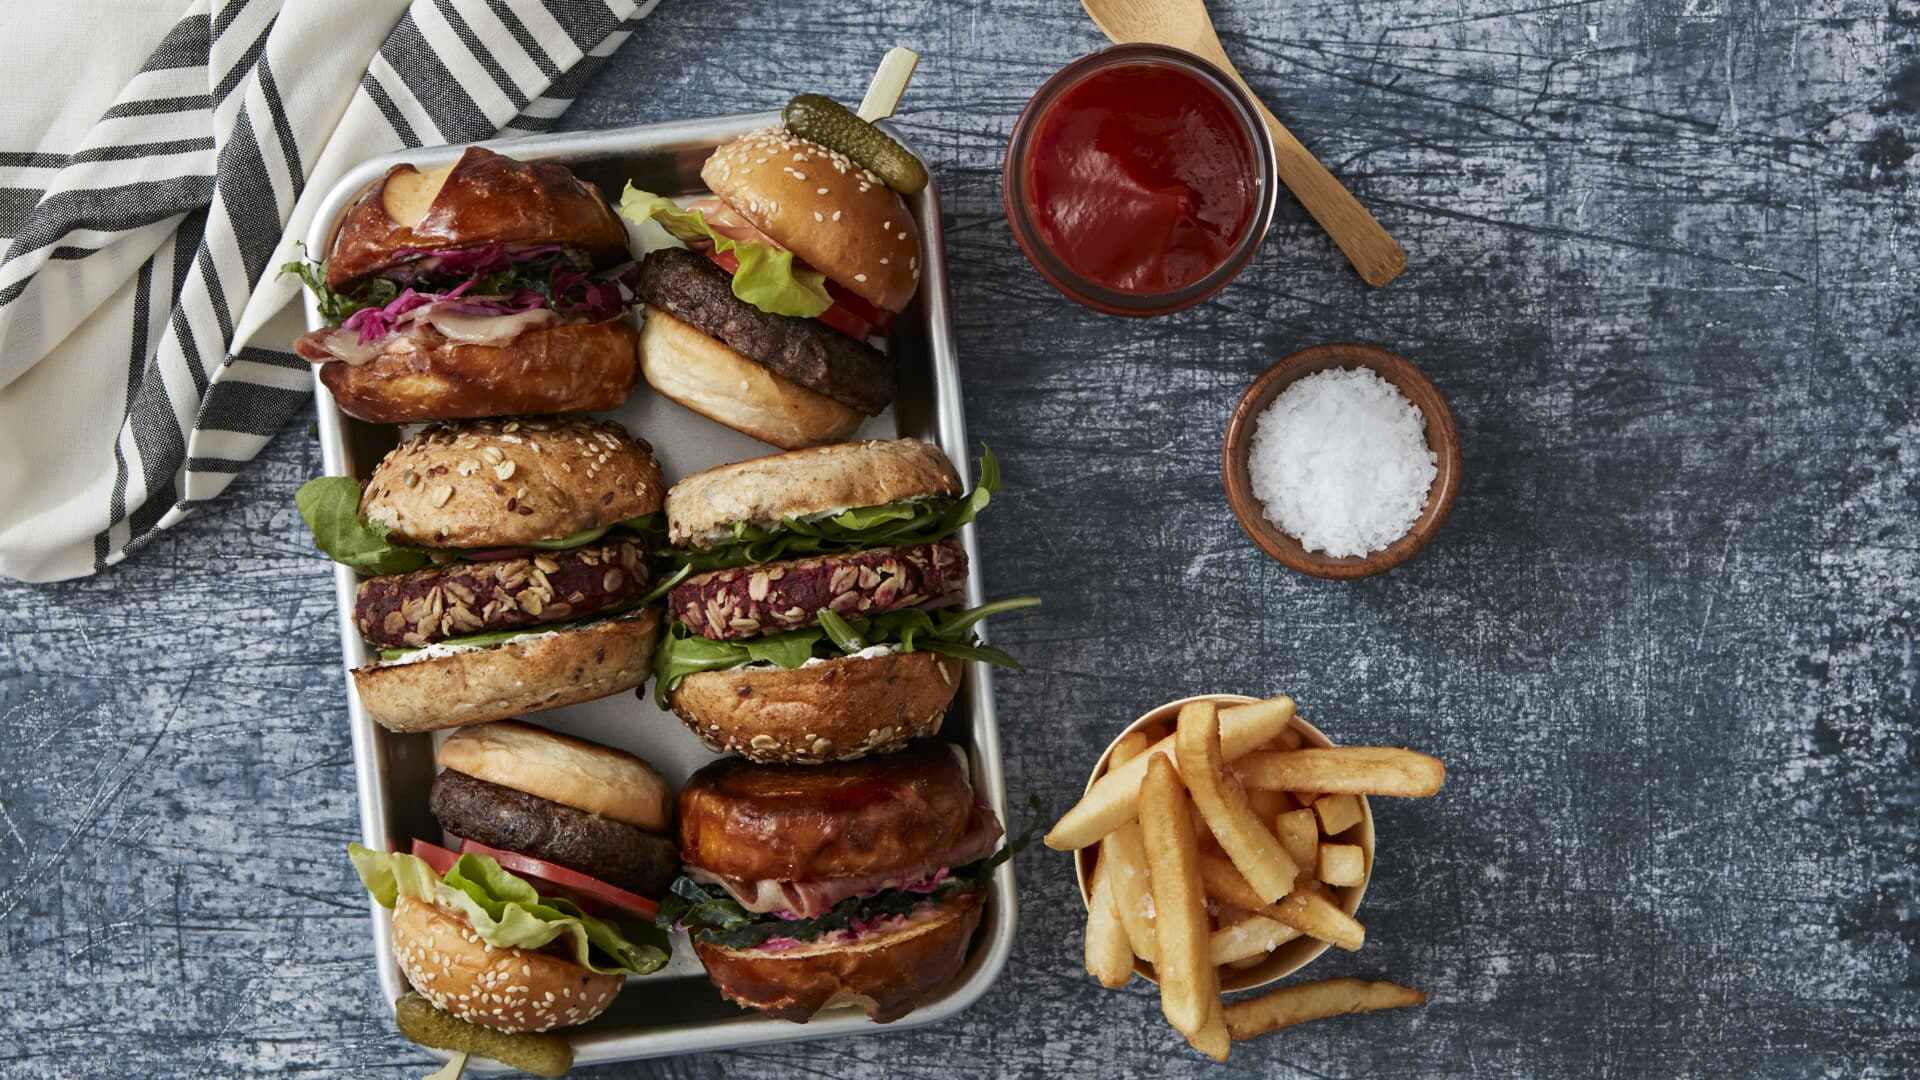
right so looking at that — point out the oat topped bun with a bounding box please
[363,417,664,548]
[665,439,961,546]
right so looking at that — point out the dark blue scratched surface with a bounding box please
[3,1,1918,1076]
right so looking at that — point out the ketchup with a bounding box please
[1019,61,1259,296]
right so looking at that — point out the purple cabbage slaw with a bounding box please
[341,243,627,344]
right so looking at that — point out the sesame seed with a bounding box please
[813,211,824,222]
[817,187,829,195]
[854,273,868,282]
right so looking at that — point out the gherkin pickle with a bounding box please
[394,992,574,1077]
[782,93,929,195]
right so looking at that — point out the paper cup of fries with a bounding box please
[1047,693,1444,1059]
[1070,695,1374,992]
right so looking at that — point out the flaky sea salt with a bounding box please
[1247,367,1437,558]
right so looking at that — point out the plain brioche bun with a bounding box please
[667,651,958,764]
[354,609,661,733]
[690,888,984,1023]
[436,720,671,831]
[639,306,863,450]
[702,129,921,313]
[315,316,638,424]
[665,438,961,546]
[363,417,664,549]
[392,897,623,1033]
[327,147,628,290]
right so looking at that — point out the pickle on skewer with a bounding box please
[394,992,574,1077]
[782,93,928,195]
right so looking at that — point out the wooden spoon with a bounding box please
[1080,0,1406,287]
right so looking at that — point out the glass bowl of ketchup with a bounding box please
[1004,43,1278,316]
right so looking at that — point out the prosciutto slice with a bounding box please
[689,805,1005,919]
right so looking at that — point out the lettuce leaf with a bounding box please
[348,845,669,976]
[295,477,431,575]
[650,596,1039,706]
[617,185,831,318]
[668,446,1001,573]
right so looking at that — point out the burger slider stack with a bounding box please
[284,147,640,423]
[296,418,677,733]
[619,104,924,449]
[650,438,1036,764]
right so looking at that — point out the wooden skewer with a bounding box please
[858,46,921,121]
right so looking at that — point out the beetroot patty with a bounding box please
[669,540,967,641]
[355,538,650,649]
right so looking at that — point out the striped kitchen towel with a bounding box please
[0,0,656,583]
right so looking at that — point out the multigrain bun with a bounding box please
[353,609,661,733]
[702,129,921,313]
[317,317,638,424]
[363,418,664,548]
[665,438,961,546]
[328,147,628,290]
[392,897,623,1033]
[667,651,958,764]
[690,888,983,1023]
[676,741,976,883]
[638,307,863,450]
[437,720,672,831]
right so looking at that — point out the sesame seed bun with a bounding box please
[326,147,629,291]
[702,129,921,313]
[690,887,984,1023]
[353,609,661,734]
[664,438,962,546]
[392,897,623,1033]
[666,651,960,764]
[638,306,863,450]
[436,720,672,832]
[362,418,664,549]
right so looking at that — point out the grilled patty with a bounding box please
[636,247,892,415]
[669,540,967,641]
[355,539,650,649]
[429,769,679,897]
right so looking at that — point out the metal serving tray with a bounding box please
[303,112,1015,1070]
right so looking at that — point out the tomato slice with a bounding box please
[408,837,661,921]
[702,249,894,341]
[457,838,661,921]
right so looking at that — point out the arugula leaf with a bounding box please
[279,244,401,325]
[669,446,1002,573]
[295,476,431,575]
[650,595,1039,705]
[618,185,832,317]
[349,845,669,976]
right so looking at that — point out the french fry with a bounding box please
[1314,793,1365,836]
[1187,995,1230,1061]
[1209,914,1302,966]
[1176,701,1299,902]
[1274,808,1319,872]
[1223,978,1426,1039]
[1271,722,1304,750]
[1237,747,1446,798]
[1318,843,1367,887]
[1102,822,1157,964]
[1097,731,1157,964]
[1139,754,1214,1038]
[1198,853,1366,952]
[1244,786,1293,821]
[1083,855,1134,988]
[1044,697,1297,850]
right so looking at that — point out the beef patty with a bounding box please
[635,247,892,415]
[669,540,967,641]
[356,539,650,649]
[429,769,679,897]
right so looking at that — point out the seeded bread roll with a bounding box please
[665,438,961,546]
[667,651,959,764]
[392,897,623,1033]
[689,888,984,1023]
[702,129,921,313]
[327,147,629,291]
[362,418,664,549]
[353,609,661,733]
[437,720,672,832]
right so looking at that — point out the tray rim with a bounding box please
[301,110,1018,1069]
